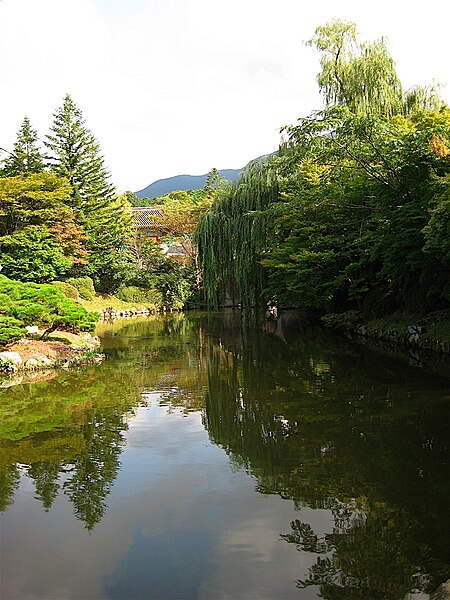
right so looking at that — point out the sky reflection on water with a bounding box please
[1,312,449,599]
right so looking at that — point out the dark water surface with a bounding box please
[1,311,449,600]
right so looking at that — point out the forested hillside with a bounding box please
[134,168,242,199]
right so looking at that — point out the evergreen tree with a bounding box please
[1,116,45,176]
[45,95,131,281]
[45,94,115,211]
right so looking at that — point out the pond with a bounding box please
[1,311,449,600]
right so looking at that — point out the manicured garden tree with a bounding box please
[0,275,98,346]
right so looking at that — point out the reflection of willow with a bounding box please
[202,317,450,597]
[282,502,444,600]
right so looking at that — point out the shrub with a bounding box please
[0,226,72,282]
[0,315,26,346]
[51,281,79,300]
[116,285,163,306]
[320,310,363,331]
[65,276,96,300]
[0,275,99,346]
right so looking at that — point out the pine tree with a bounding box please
[44,94,131,284]
[1,116,45,176]
[45,94,115,211]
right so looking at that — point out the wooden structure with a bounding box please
[130,207,162,243]
[130,206,190,259]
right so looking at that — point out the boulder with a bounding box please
[0,351,23,370]
[35,355,52,367]
[24,358,39,369]
[26,325,40,336]
[431,579,450,599]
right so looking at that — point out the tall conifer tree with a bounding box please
[1,116,45,176]
[45,94,115,211]
[45,94,131,285]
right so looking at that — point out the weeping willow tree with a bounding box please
[308,19,442,117]
[197,159,278,308]
[198,21,445,312]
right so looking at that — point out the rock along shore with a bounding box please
[0,330,104,377]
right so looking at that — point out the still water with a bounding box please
[1,311,449,600]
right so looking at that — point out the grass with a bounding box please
[79,294,160,313]
[322,309,450,344]
[366,312,424,334]
[425,316,450,341]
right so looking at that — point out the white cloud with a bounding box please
[1,0,449,192]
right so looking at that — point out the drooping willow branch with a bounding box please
[197,159,278,309]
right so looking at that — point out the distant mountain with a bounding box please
[134,168,243,199]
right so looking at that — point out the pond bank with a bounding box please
[321,310,450,355]
[0,330,104,376]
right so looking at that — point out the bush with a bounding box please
[0,275,99,346]
[116,285,163,306]
[65,276,96,300]
[89,250,139,294]
[51,281,79,300]
[0,226,72,282]
[320,310,363,331]
[0,315,26,346]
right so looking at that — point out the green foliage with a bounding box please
[0,172,74,237]
[0,315,26,346]
[197,159,278,308]
[44,95,132,284]
[307,19,442,118]
[200,101,450,314]
[0,226,72,282]
[87,250,138,295]
[320,310,363,330]
[154,268,195,309]
[45,94,115,207]
[51,281,80,300]
[1,116,45,176]
[65,276,96,300]
[0,275,98,346]
[116,285,163,306]
[307,19,403,117]
[122,191,143,207]
[204,167,229,196]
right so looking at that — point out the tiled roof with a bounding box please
[130,207,162,228]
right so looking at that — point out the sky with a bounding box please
[1,0,450,193]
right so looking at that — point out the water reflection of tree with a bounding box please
[0,464,20,511]
[1,308,450,592]
[282,503,444,600]
[202,312,450,597]
[0,362,141,529]
[28,460,61,510]
[0,314,209,529]
[63,409,126,530]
